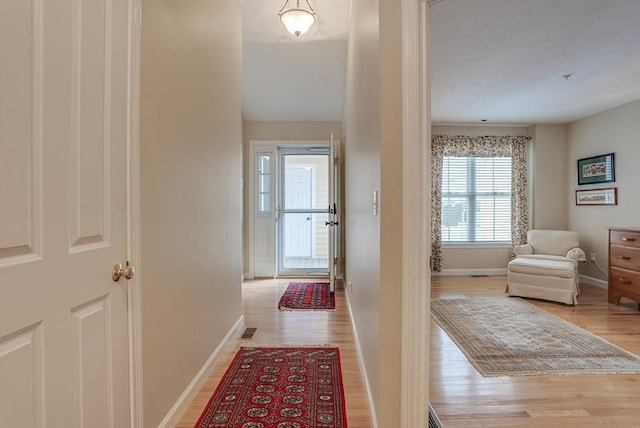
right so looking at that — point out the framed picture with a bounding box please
[577,153,615,185]
[575,187,617,206]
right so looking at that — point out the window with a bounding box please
[441,156,511,242]
[257,154,271,213]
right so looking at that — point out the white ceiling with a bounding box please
[242,0,640,125]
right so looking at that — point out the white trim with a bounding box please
[579,274,608,289]
[126,1,143,426]
[157,316,245,428]
[400,1,429,427]
[344,293,378,428]
[431,268,508,276]
[251,140,330,148]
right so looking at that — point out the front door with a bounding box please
[0,0,134,426]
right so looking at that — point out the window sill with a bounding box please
[442,242,512,250]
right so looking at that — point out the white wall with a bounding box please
[567,100,640,281]
[139,1,243,425]
[343,0,404,425]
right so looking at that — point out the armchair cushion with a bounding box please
[526,230,580,256]
[515,230,585,268]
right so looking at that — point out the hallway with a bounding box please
[177,279,373,427]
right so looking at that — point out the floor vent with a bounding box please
[470,274,489,277]
[428,403,444,428]
[240,328,257,339]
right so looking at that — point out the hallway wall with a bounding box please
[139,1,243,425]
[343,0,404,425]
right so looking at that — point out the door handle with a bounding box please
[112,261,135,281]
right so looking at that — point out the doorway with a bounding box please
[248,140,341,285]
[279,149,330,275]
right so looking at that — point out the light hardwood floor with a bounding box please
[176,278,373,427]
[177,276,640,428]
[431,275,640,428]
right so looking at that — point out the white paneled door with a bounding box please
[283,166,313,258]
[0,0,135,426]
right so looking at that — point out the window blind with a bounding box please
[441,156,512,242]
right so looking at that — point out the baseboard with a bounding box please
[344,292,378,428]
[158,315,245,428]
[243,272,254,281]
[580,274,608,289]
[431,268,508,276]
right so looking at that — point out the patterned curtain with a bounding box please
[430,135,531,271]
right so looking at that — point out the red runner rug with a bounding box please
[278,282,335,311]
[194,347,348,428]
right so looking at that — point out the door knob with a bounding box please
[112,261,135,282]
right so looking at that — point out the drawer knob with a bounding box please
[617,255,632,260]
[622,236,636,242]
[618,277,631,284]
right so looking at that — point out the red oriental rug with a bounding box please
[194,347,348,428]
[278,282,335,311]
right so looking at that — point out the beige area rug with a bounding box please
[431,297,640,376]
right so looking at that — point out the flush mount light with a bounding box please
[278,0,317,37]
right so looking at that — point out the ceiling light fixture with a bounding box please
[278,0,317,37]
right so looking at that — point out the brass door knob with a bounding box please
[112,261,135,281]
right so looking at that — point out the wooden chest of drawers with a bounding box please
[608,227,640,305]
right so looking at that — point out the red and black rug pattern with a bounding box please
[194,347,347,428]
[277,282,335,311]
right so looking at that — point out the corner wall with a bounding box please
[530,125,569,229]
[139,1,243,425]
[567,100,640,282]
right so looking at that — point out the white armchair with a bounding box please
[507,230,586,305]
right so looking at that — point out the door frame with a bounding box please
[399,0,430,427]
[126,0,143,426]
[248,141,338,279]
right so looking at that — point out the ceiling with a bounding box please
[242,0,640,125]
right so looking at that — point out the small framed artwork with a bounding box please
[575,187,617,206]
[577,152,615,185]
